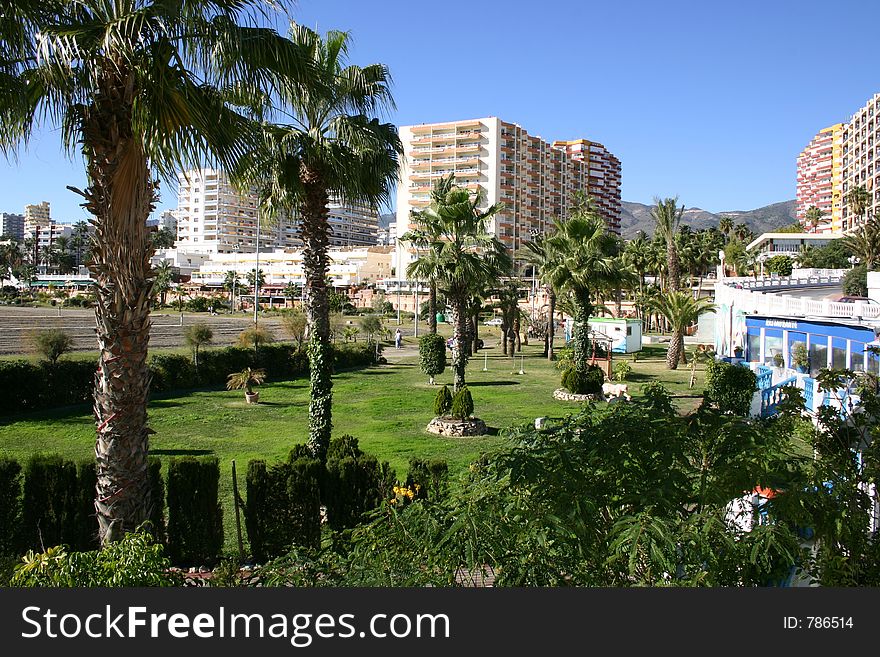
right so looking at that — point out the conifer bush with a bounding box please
[434,385,453,417]
[450,386,474,419]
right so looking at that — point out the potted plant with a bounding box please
[792,342,809,374]
[226,367,267,404]
[733,345,744,360]
[772,352,784,368]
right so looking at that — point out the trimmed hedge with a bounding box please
[324,435,394,530]
[705,360,758,416]
[0,458,22,557]
[21,455,79,552]
[166,457,223,565]
[245,457,323,563]
[433,385,453,417]
[0,341,379,413]
[561,365,604,396]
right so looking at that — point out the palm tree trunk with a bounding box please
[451,293,469,393]
[667,241,681,292]
[471,314,480,354]
[572,294,592,373]
[666,328,683,370]
[300,171,333,461]
[81,80,156,545]
[428,281,437,335]
[547,287,556,361]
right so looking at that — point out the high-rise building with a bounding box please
[551,139,622,233]
[0,212,24,241]
[796,124,844,232]
[174,168,378,253]
[841,92,880,231]
[394,117,621,265]
[23,202,72,267]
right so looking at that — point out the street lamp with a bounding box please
[232,242,240,313]
[253,210,260,326]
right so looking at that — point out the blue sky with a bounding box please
[1,0,878,223]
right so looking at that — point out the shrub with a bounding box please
[324,436,391,530]
[147,458,166,545]
[149,353,197,391]
[792,342,809,371]
[705,359,757,416]
[184,322,213,370]
[185,296,211,312]
[0,359,93,415]
[419,334,447,384]
[31,328,73,365]
[613,360,632,382]
[226,367,267,395]
[764,255,794,277]
[434,385,453,417]
[166,457,223,565]
[21,455,78,552]
[0,458,22,557]
[245,457,322,562]
[406,458,449,502]
[12,531,180,587]
[238,325,275,349]
[843,264,868,297]
[561,365,604,395]
[74,461,100,552]
[450,386,474,419]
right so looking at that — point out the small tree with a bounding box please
[419,334,447,384]
[434,385,453,417]
[450,386,474,419]
[281,310,307,349]
[183,323,213,371]
[764,255,793,277]
[238,326,275,351]
[226,367,267,399]
[843,264,868,297]
[360,315,383,344]
[32,329,73,366]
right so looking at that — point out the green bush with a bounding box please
[764,255,794,277]
[705,360,757,416]
[32,328,73,365]
[21,455,79,552]
[74,461,99,552]
[419,334,447,383]
[843,264,868,297]
[561,365,604,395]
[147,459,166,544]
[324,436,392,530]
[185,296,211,312]
[166,457,223,565]
[0,458,22,557]
[149,353,197,391]
[12,531,181,587]
[613,360,632,382]
[434,384,453,417]
[406,458,449,503]
[245,457,322,562]
[0,359,94,415]
[450,386,474,419]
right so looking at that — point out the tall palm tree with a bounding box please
[650,292,715,370]
[70,220,91,268]
[407,175,511,392]
[520,233,560,360]
[845,185,871,229]
[542,208,618,374]
[842,214,880,270]
[240,27,400,460]
[718,215,734,240]
[0,0,312,543]
[652,197,685,292]
[804,205,824,231]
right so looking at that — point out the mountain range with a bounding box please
[382,199,798,239]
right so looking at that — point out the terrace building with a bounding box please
[842,92,880,231]
[796,124,844,232]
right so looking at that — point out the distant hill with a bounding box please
[378,212,395,229]
[619,199,797,238]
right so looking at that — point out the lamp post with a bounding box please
[232,242,239,313]
[253,210,260,326]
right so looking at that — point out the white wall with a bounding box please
[868,271,880,304]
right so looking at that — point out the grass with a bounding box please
[0,336,707,553]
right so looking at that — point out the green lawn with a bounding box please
[0,338,706,553]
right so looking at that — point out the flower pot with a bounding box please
[245,391,259,404]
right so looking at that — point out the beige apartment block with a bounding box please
[842,92,880,231]
[796,123,844,232]
[394,117,621,267]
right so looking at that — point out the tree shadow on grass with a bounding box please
[467,380,520,387]
[149,400,184,409]
[151,448,214,456]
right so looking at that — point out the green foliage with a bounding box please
[764,255,794,277]
[791,341,809,370]
[245,457,322,562]
[184,322,213,369]
[149,354,198,391]
[613,360,632,382]
[433,384,453,417]
[0,458,22,557]
[166,457,223,565]
[419,333,447,381]
[237,325,275,349]
[705,360,757,416]
[328,291,347,314]
[0,359,94,415]
[12,531,180,587]
[185,296,212,313]
[775,222,806,233]
[561,365,604,395]
[281,309,307,348]
[226,367,267,395]
[31,328,73,365]
[842,264,868,297]
[21,455,78,552]
[324,435,394,530]
[798,240,852,269]
[406,458,449,502]
[73,461,99,552]
[450,385,474,419]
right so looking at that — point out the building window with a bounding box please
[809,340,827,377]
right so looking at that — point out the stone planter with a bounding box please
[553,388,604,403]
[245,391,260,404]
[426,416,487,437]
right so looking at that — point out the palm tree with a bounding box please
[650,292,715,370]
[718,216,734,240]
[0,0,312,543]
[520,234,560,360]
[239,27,401,460]
[804,206,825,231]
[0,241,22,288]
[845,185,871,230]
[153,260,174,307]
[652,197,685,292]
[407,175,511,392]
[70,221,91,268]
[842,214,880,270]
[223,270,240,311]
[734,223,752,243]
[542,205,618,374]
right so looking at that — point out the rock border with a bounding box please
[553,388,604,403]
[426,416,488,437]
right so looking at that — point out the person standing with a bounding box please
[395,328,402,349]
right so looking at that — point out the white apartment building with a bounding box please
[841,92,880,231]
[23,202,72,267]
[174,168,380,254]
[394,117,621,267]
